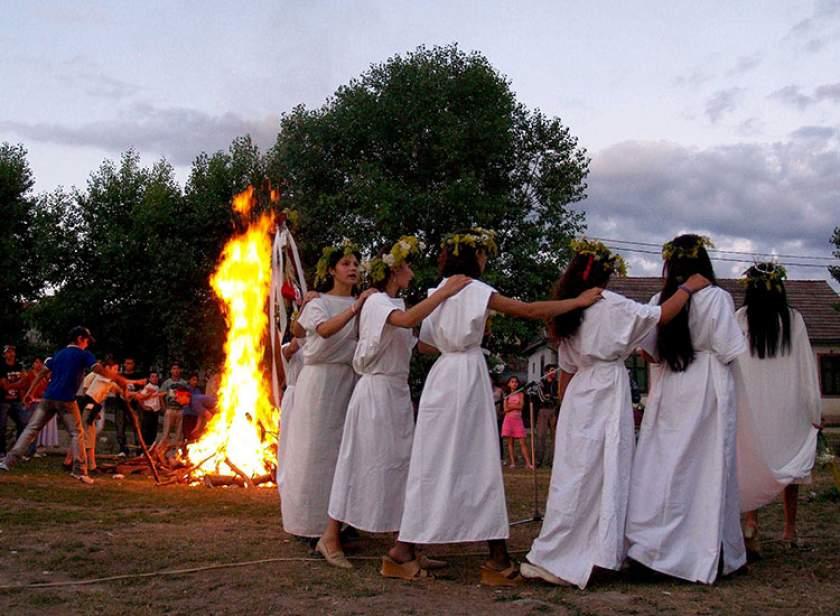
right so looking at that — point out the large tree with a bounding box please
[0,143,39,347]
[268,44,588,356]
[831,226,840,288]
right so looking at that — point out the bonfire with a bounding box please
[185,186,279,487]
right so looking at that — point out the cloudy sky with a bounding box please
[2,0,839,282]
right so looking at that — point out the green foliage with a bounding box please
[26,140,266,370]
[0,143,38,348]
[269,44,588,357]
[11,46,589,371]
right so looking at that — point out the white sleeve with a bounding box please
[296,298,330,334]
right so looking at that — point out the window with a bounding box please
[625,353,648,394]
[820,355,840,396]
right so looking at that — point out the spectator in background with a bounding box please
[112,357,146,455]
[154,362,188,459]
[182,373,202,442]
[501,376,533,469]
[31,357,58,455]
[1,326,127,484]
[1,344,30,459]
[534,364,559,468]
[133,370,162,448]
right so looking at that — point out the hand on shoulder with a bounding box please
[441,275,472,296]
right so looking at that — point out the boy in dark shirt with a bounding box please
[0,327,127,484]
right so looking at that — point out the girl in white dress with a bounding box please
[626,234,747,584]
[275,336,304,496]
[520,240,710,589]
[281,241,377,545]
[319,236,471,569]
[735,263,821,553]
[383,229,603,585]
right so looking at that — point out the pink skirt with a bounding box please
[501,412,526,438]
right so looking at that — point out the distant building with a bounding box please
[524,278,840,420]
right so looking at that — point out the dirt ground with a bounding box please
[1,457,838,616]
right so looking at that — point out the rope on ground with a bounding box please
[0,549,530,590]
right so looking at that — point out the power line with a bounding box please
[602,244,836,269]
[592,236,838,262]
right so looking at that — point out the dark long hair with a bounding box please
[656,234,717,372]
[548,253,613,341]
[438,233,483,278]
[316,248,362,293]
[743,264,792,359]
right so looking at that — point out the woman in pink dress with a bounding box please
[501,376,532,469]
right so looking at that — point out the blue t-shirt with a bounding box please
[44,346,97,402]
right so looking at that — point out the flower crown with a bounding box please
[661,236,715,261]
[569,238,628,277]
[441,227,498,257]
[314,238,360,286]
[363,236,426,283]
[741,262,787,292]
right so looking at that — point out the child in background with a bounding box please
[31,357,57,455]
[133,371,163,448]
[68,359,123,472]
[501,376,533,469]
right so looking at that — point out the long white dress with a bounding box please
[398,279,509,544]
[626,286,747,584]
[329,292,416,532]
[276,337,305,496]
[527,291,661,589]
[734,308,821,512]
[280,295,357,537]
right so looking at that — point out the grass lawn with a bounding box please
[1,457,838,615]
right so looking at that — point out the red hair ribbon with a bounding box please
[582,254,594,281]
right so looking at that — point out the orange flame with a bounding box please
[187,187,278,481]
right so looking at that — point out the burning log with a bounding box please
[203,474,246,488]
[225,457,256,489]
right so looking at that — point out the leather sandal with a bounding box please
[417,555,448,570]
[480,562,524,587]
[315,539,353,569]
[380,556,433,580]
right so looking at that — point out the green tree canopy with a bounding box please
[0,142,39,347]
[268,44,588,355]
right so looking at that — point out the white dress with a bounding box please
[329,292,416,532]
[734,308,821,511]
[276,337,305,496]
[398,279,509,544]
[527,291,661,589]
[280,295,357,537]
[626,286,747,584]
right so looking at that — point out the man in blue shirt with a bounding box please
[0,326,127,484]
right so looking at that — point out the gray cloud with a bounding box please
[705,87,744,123]
[785,0,840,53]
[673,67,714,88]
[582,131,840,280]
[726,53,762,76]
[769,81,840,109]
[0,103,281,166]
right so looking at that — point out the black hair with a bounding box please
[316,248,363,293]
[743,264,792,359]
[371,244,411,292]
[549,253,613,341]
[656,234,718,372]
[102,356,118,367]
[438,231,485,278]
[506,375,520,392]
